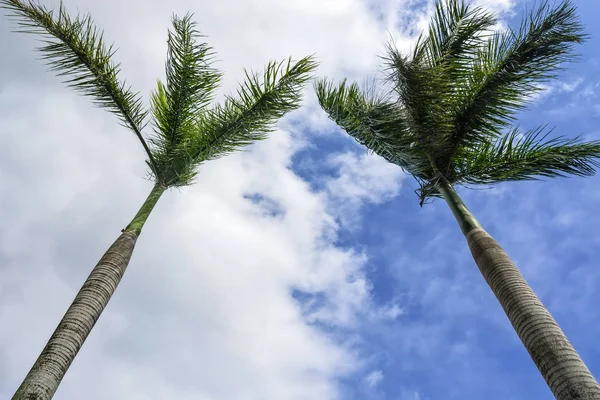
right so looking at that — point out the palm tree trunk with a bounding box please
[437,179,600,400]
[13,183,165,400]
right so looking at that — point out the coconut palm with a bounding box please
[316,0,600,398]
[2,1,317,398]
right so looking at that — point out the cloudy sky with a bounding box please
[1,0,599,399]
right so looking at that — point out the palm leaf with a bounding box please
[150,13,221,149]
[315,78,431,179]
[383,43,454,154]
[156,56,317,186]
[383,1,495,159]
[1,0,157,171]
[449,0,585,153]
[414,0,496,69]
[456,126,600,185]
[315,0,591,203]
[148,13,222,186]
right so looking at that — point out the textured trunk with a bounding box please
[13,183,165,400]
[437,179,600,399]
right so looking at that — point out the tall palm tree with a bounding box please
[2,1,317,399]
[316,0,600,398]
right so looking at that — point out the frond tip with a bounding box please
[450,0,586,151]
[415,0,496,67]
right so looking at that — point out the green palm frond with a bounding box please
[450,0,585,152]
[384,43,454,152]
[456,127,600,185]
[315,78,431,178]
[3,1,317,190]
[150,13,221,149]
[383,0,495,154]
[415,0,496,68]
[1,0,156,171]
[149,13,222,185]
[316,0,592,204]
[188,56,318,164]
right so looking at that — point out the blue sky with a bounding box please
[292,1,600,398]
[1,0,600,399]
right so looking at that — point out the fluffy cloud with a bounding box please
[0,0,419,398]
[327,151,405,206]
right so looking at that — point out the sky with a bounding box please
[0,0,599,399]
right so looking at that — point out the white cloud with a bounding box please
[558,77,584,93]
[398,390,423,400]
[327,151,405,204]
[0,0,413,398]
[578,81,600,99]
[531,78,585,102]
[473,0,515,14]
[0,0,520,399]
[364,369,384,388]
[376,303,405,319]
[324,151,406,228]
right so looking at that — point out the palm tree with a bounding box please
[316,0,600,398]
[2,1,317,398]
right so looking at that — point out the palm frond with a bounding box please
[449,0,585,153]
[1,0,157,171]
[157,56,317,185]
[315,78,431,178]
[414,0,496,68]
[150,13,221,150]
[384,0,495,158]
[315,0,590,204]
[384,42,454,153]
[455,126,600,185]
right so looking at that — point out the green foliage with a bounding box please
[3,0,317,189]
[153,54,317,187]
[147,20,317,186]
[414,0,495,69]
[189,56,318,164]
[151,14,221,149]
[316,0,594,203]
[1,0,155,169]
[450,0,587,157]
[457,127,600,185]
[148,13,223,186]
[314,79,430,178]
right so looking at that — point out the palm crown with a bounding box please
[2,0,317,189]
[316,0,598,205]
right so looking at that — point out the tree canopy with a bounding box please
[2,0,317,188]
[316,0,597,205]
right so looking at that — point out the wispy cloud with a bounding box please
[326,151,405,212]
[365,369,384,388]
[532,77,584,102]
